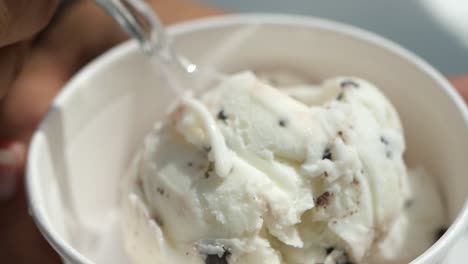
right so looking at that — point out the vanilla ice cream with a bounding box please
[121,72,445,264]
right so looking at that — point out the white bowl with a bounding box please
[26,14,468,264]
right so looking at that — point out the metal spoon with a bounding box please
[94,0,215,95]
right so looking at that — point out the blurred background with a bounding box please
[204,0,468,75]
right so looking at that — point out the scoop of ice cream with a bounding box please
[121,72,445,264]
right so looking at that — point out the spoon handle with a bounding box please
[94,0,168,56]
[94,0,216,95]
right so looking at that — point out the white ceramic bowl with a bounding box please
[26,14,468,264]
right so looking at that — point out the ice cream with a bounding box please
[121,72,446,264]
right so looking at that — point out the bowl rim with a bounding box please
[26,13,468,264]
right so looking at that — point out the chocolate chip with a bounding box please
[205,248,231,264]
[203,146,212,153]
[152,214,164,227]
[435,226,448,242]
[205,162,215,178]
[217,109,228,122]
[380,136,392,158]
[322,148,332,160]
[188,162,194,167]
[156,187,165,196]
[316,191,332,207]
[325,246,334,255]
[336,91,344,101]
[340,80,359,88]
[278,119,287,127]
[337,130,347,143]
[380,136,389,145]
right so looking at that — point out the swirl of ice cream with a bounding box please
[121,72,445,264]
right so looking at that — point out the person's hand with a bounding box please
[450,75,468,100]
[0,0,59,199]
[0,0,221,196]
[0,0,221,262]
[0,0,59,98]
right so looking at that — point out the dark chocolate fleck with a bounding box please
[152,214,164,227]
[217,109,228,122]
[352,178,359,185]
[205,248,231,264]
[156,187,165,196]
[325,246,334,255]
[188,162,194,167]
[205,162,215,178]
[340,80,359,88]
[380,136,389,145]
[322,148,332,160]
[278,119,287,127]
[336,80,358,100]
[203,146,212,153]
[316,191,332,207]
[435,226,448,242]
[337,130,347,143]
[380,136,392,158]
[336,91,344,101]
[324,171,329,177]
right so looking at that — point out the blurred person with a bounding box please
[0,0,466,262]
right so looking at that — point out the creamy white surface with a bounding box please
[121,72,445,264]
